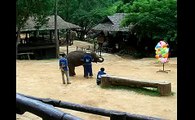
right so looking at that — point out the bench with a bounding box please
[100,75,171,96]
[17,52,34,60]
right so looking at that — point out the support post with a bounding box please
[156,63,171,73]
[54,0,59,58]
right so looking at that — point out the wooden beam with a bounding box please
[100,75,171,96]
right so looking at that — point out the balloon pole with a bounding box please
[163,63,164,71]
[155,40,171,73]
[157,63,171,73]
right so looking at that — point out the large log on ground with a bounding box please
[100,75,171,96]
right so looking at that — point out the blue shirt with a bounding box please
[83,54,92,65]
[59,57,68,71]
[97,71,106,79]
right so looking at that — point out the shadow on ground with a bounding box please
[101,85,175,97]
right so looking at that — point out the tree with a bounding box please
[16,0,54,55]
[16,0,54,40]
[121,0,177,42]
[58,0,118,40]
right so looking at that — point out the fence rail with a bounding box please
[16,94,83,120]
[17,93,165,120]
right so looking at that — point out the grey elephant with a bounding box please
[67,50,104,76]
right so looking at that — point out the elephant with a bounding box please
[67,50,104,76]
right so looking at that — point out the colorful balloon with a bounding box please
[155,40,169,63]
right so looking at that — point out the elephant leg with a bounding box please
[69,65,76,76]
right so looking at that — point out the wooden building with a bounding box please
[92,13,129,32]
[17,15,80,59]
[92,13,134,53]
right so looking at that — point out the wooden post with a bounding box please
[158,82,171,96]
[54,0,59,58]
[66,29,70,55]
[100,75,110,87]
[156,63,171,73]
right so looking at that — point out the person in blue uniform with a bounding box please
[96,67,106,85]
[82,52,94,78]
[59,53,71,84]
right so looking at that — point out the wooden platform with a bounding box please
[100,75,171,96]
[17,52,34,60]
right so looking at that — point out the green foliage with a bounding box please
[121,0,177,41]
[57,0,120,40]
[16,0,54,29]
[69,0,117,28]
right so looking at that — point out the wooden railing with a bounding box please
[17,93,165,120]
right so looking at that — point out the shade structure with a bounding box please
[19,15,80,32]
[92,13,129,32]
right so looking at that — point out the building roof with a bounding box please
[92,13,129,32]
[19,15,80,32]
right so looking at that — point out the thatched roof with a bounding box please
[19,15,80,32]
[92,13,129,32]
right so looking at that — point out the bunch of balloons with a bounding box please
[155,41,169,63]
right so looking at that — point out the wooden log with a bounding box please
[100,75,111,87]
[100,75,171,96]
[157,82,171,96]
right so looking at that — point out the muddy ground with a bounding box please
[16,40,177,120]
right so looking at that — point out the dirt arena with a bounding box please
[16,41,177,120]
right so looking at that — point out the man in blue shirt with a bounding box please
[96,67,106,85]
[59,53,71,84]
[82,52,93,78]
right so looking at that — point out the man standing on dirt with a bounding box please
[59,53,71,84]
[97,31,105,56]
[81,52,94,78]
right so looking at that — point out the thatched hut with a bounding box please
[92,13,129,32]
[17,15,80,59]
[92,13,135,53]
[20,15,80,31]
